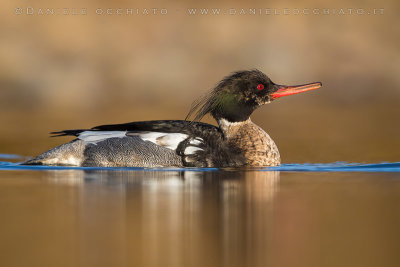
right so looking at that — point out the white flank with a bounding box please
[42,156,81,166]
[78,131,127,144]
[65,156,81,166]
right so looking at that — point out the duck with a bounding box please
[23,69,321,168]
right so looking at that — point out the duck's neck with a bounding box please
[217,118,253,139]
[217,117,281,166]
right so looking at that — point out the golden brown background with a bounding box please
[1,0,399,163]
[1,2,400,267]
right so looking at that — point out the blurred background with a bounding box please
[0,0,399,163]
[1,2,400,267]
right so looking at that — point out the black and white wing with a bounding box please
[51,120,244,167]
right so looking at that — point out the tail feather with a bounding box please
[50,129,87,137]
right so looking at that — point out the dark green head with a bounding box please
[186,69,321,122]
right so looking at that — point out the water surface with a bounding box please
[0,155,399,267]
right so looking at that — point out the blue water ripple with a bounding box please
[0,154,399,172]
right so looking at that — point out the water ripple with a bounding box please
[0,154,399,172]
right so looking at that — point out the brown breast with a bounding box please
[218,118,281,167]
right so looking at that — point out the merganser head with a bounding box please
[186,69,321,122]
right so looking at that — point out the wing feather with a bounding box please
[51,120,221,138]
[49,120,239,167]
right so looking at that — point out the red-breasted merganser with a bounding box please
[24,70,321,167]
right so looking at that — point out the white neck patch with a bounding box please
[218,118,251,133]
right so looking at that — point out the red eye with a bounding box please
[257,84,264,90]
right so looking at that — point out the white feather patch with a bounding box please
[125,132,188,150]
[184,146,202,154]
[190,138,203,145]
[182,137,204,155]
[42,156,81,166]
[79,130,189,151]
[78,131,127,144]
[136,132,188,150]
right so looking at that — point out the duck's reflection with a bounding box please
[44,169,279,267]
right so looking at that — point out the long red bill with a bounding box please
[270,82,322,99]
